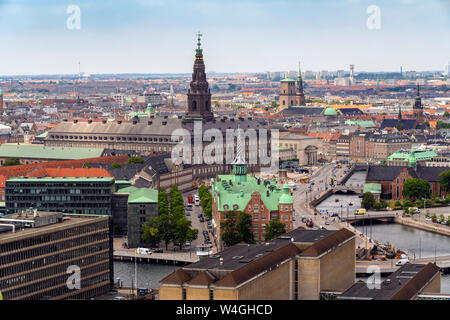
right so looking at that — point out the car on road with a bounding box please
[425,217,432,222]
[331,213,339,217]
[187,195,194,203]
[153,249,163,253]
[194,195,200,206]
[325,221,330,225]
[186,204,193,211]
[136,248,152,255]
[112,296,126,300]
[186,211,190,216]
[395,259,409,266]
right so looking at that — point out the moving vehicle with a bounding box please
[299,177,310,184]
[186,204,193,211]
[395,258,409,266]
[194,195,200,206]
[354,208,366,215]
[112,296,125,300]
[136,248,152,255]
[288,181,296,190]
[187,195,194,204]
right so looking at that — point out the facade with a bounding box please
[0,212,113,300]
[336,134,351,162]
[366,165,448,200]
[278,65,306,110]
[5,177,115,215]
[279,133,320,166]
[366,134,411,162]
[158,228,356,300]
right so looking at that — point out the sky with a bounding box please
[0,0,449,75]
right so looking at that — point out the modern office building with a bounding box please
[0,211,113,300]
[112,186,158,247]
[5,177,115,215]
[158,228,356,300]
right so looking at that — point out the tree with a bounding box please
[361,192,376,209]
[402,178,431,200]
[150,214,175,250]
[439,170,450,192]
[82,162,92,168]
[221,211,241,247]
[141,222,160,247]
[395,123,404,131]
[2,158,20,166]
[110,162,122,168]
[173,217,198,250]
[158,189,169,216]
[198,185,213,220]
[127,156,144,164]
[237,212,254,244]
[265,219,286,241]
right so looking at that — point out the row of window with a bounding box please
[50,135,171,143]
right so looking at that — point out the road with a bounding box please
[182,190,219,254]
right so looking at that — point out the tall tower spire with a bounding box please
[413,84,423,122]
[186,31,214,121]
[398,105,402,120]
[233,119,247,183]
[297,61,306,106]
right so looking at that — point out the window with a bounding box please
[182,288,186,300]
[254,214,259,220]
[209,289,214,300]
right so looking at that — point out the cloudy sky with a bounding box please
[0,0,448,75]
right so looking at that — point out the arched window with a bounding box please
[192,100,197,111]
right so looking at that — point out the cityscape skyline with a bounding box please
[0,0,448,76]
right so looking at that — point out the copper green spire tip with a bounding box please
[196,31,203,54]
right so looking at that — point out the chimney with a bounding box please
[74,119,78,123]
[88,119,92,124]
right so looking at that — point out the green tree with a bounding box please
[173,217,198,250]
[402,178,431,199]
[110,162,122,168]
[150,214,175,250]
[2,158,20,166]
[141,222,160,247]
[198,185,213,220]
[361,192,376,209]
[439,170,450,192]
[395,123,404,131]
[221,211,241,247]
[82,162,92,168]
[265,219,286,241]
[237,212,254,244]
[158,189,169,216]
[127,156,144,164]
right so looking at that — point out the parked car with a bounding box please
[136,248,152,255]
[153,248,163,253]
[331,213,339,217]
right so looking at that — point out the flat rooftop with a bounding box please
[339,263,441,300]
[185,228,337,272]
[0,213,109,243]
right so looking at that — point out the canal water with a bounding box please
[114,261,179,289]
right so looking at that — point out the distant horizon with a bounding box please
[0,1,448,76]
[0,69,447,79]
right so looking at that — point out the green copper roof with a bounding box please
[387,149,437,162]
[35,131,48,139]
[323,107,338,116]
[279,184,293,204]
[363,183,381,194]
[0,144,104,160]
[127,188,158,204]
[280,78,296,82]
[345,120,376,128]
[114,186,158,203]
[212,174,286,212]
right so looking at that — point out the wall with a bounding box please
[298,258,321,300]
[159,285,183,300]
[237,259,293,300]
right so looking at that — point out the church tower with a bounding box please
[186,32,214,121]
[413,84,423,122]
[296,62,306,106]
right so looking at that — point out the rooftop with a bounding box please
[339,263,441,300]
[0,144,104,160]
